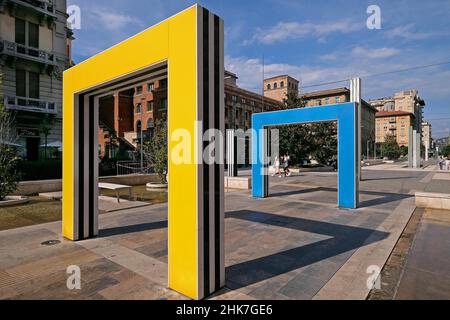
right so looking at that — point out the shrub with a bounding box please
[18,160,62,181]
[0,145,22,200]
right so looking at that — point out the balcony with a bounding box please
[4,0,56,17]
[0,39,56,66]
[4,95,57,114]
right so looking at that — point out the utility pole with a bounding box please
[140,104,143,173]
[261,54,265,113]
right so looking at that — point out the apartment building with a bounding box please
[375,111,415,147]
[370,90,426,148]
[263,75,299,102]
[0,0,72,160]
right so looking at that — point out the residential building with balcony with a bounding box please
[375,111,415,147]
[0,0,72,160]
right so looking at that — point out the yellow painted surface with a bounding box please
[63,5,200,299]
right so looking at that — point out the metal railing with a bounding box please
[7,0,56,15]
[4,95,57,114]
[0,40,56,65]
[116,161,154,176]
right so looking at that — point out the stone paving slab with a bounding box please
[0,170,449,300]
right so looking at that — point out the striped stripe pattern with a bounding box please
[197,7,225,299]
[226,130,238,177]
[73,95,99,241]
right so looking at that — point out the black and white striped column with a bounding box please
[226,129,238,177]
[72,94,99,241]
[196,7,225,299]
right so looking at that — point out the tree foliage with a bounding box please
[275,92,337,165]
[381,134,401,160]
[0,103,22,200]
[441,145,450,158]
[143,119,168,183]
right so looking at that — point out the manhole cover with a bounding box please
[41,240,61,246]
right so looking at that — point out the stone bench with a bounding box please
[98,183,133,203]
[415,192,450,210]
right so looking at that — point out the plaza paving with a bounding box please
[0,169,449,300]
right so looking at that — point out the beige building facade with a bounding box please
[375,111,414,147]
[0,0,72,160]
[263,75,299,102]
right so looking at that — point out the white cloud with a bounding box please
[351,47,401,59]
[247,19,362,45]
[89,8,144,31]
[384,24,432,41]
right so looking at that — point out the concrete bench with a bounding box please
[98,183,132,203]
[415,192,450,210]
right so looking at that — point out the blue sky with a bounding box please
[68,0,450,138]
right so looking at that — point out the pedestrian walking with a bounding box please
[272,156,281,177]
[283,155,291,177]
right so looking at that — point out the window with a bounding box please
[135,103,142,113]
[274,82,278,89]
[147,119,154,129]
[267,84,271,90]
[16,69,39,99]
[28,72,39,99]
[136,86,143,95]
[316,99,322,106]
[335,97,341,103]
[280,81,284,88]
[325,98,330,105]
[16,69,26,97]
[232,95,237,102]
[160,79,168,89]
[136,120,142,132]
[28,22,39,48]
[15,19,26,45]
[242,98,246,104]
[160,98,168,110]
[147,101,154,112]
[148,83,155,92]
[15,18,39,48]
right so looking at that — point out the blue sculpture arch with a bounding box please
[252,102,359,209]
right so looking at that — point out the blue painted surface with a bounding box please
[252,103,359,209]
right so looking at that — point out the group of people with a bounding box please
[272,155,291,177]
[438,156,450,171]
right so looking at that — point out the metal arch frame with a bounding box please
[252,103,360,209]
[62,5,224,300]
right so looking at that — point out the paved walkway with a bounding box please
[395,208,450,300]
[0,170,449,300]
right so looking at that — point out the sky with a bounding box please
[67,0,450,139]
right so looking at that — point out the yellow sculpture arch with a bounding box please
[62,4,224,300]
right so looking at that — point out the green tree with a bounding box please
[0,103,22,200]
[275,92,337,165]
[399,145,408,157]
[381,134,401,160]
[441,145,450,158]
[143,119,167,183]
